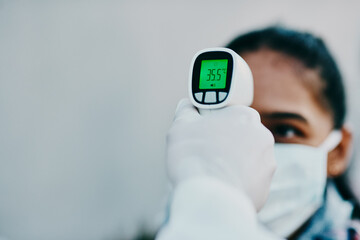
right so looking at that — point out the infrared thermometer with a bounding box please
[189,48,253,113]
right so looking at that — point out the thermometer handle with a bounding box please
[198,108,212,115]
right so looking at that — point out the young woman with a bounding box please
[226,26,354,239]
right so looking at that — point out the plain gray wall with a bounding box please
[0,1,360,239]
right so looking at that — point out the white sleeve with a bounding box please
[156,176,281,240]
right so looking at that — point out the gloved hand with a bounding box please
[166,98,276,210]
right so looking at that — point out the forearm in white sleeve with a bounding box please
[156,176,280,240]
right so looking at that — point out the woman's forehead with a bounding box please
[242,49,326,112]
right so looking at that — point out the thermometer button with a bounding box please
[194,92,203,102]
[204,91,217,103]
[218,92,228,102]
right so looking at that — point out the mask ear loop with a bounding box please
[318,130,342,152]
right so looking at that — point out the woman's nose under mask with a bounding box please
[258,131,342,237]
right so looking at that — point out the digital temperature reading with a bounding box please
[199,59,228,89]
[189,48,253,110]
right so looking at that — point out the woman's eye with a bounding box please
[272,125,304,139]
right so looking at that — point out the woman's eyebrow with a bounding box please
[261,112,308,123]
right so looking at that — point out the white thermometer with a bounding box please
[189,48,253,112]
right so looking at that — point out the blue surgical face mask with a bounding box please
[258,131,342,237]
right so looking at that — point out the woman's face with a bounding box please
[243,48,333,146]
[242,48,352,177]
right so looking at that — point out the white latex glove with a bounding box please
[156,99,280,240]
[166,99,276,210]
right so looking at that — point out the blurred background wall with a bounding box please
[0,1,360,239]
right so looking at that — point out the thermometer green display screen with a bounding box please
[199,59,228,89]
